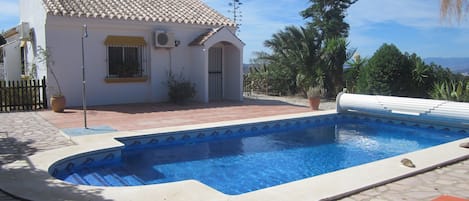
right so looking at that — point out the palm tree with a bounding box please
[264,25,323,95]
[441,0,469,23]
[320,37,354,97]
[344,52,367,93]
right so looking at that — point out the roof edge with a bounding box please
[189,26,244,47]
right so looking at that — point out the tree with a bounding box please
[357,44,413,96]
[344,52,367,93]
[406,53,434,98]
[0,34,6,46]
[441,0,469,23]
[301,0,358,40]
[253,0,357,98]
[263,25,322,95]
[301,0,357,97]
[320,37,353,96]
[1,32,6,63]
[246,51,295,95]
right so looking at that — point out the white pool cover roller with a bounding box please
[336,93,469,128]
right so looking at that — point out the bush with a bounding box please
[431,80,469,102]
[357,43,413,96]
[166,72,196,104]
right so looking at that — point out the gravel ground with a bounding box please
[244,92,337,110]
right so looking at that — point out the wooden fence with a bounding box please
[0,77,47,112]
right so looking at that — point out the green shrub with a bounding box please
[166,72,196,104]
[431,80,469,102]
[357,43,413,96]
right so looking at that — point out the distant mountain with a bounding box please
[424,57,469,74]
[243,64,250,74]
[244,58,469,76]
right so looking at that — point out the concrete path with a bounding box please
[0,97,468,200]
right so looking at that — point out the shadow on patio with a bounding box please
[0,135,37,166]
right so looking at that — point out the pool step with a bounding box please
[81,171,110,186]
[69,167,146,187]
[110,167,146,186]
[68,173,88,185]
[101,168,129,186]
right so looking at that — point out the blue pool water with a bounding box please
[55,117,469,195]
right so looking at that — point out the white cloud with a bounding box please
[347,0,456,29]
[205,0,469,61]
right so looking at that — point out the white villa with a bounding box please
[1,0,244,106]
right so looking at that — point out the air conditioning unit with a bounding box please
[18,22,30,41]
[154,31,175,48]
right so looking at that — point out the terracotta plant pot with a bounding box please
[308,97,320,110]
[50,95,66,113]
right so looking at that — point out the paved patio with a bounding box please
[0,112,74,201]
[1,96,468,200]
[38,98,315,131]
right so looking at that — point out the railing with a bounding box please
[0,76,47,112]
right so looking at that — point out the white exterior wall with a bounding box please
[149,24,212,102]
[20,0,48,79]
[2,39,22,81]
[190,46,208,102]
[224,45,243,101]
[43,17,223,106]
[18,1,244,107]
[203,28,244,102]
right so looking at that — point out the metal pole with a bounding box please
[81,24,88,129]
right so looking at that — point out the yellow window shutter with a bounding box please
[104,36,147,46]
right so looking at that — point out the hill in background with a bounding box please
[424,57,469,75]
[244,58,469,75]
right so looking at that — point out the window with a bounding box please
[105,36,147,79]
[20,46,25,75]
[108,46,143,77]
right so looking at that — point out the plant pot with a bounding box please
[308,97,320,110]
[50,95,66,113]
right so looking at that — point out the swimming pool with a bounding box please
[51,114,469,195]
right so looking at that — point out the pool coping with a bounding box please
[1,110,468,201]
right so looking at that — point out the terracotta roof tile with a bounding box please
[189,26,244,46]
[189,26,223,46]
[42,0,236,27]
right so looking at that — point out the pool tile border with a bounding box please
[50,112,469,185]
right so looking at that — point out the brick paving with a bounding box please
[1,97,468,200]
[38,98,315,131]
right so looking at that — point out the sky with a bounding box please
[2,0,469,63]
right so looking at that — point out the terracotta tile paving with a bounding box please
[38,100,313,131]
